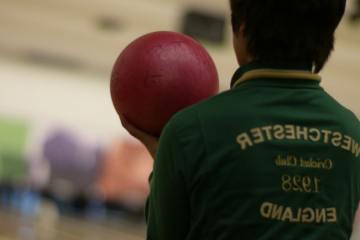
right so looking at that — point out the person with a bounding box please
[120,0,360,239]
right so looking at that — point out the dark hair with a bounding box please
[230,0,346,72]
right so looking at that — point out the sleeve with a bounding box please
[146,120,190,240]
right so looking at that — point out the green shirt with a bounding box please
[146,62,360,240]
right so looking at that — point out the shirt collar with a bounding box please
[230,61,321,89]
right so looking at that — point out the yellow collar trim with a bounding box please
[232,69,321,88]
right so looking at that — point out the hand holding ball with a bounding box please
[111,31,219,136]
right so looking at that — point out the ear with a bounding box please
[239,23,246,36]
[233,23,245,39]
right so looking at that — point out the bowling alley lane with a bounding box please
[0,209,145,240]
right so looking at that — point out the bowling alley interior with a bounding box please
[0,0,360,239]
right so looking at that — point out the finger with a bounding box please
[119,115,142,137]
[119,115,158,141]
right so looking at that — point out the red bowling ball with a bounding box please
[110,31,219,136]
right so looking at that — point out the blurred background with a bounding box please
[0,0,359,239]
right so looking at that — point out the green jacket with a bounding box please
[146,62,360,240]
